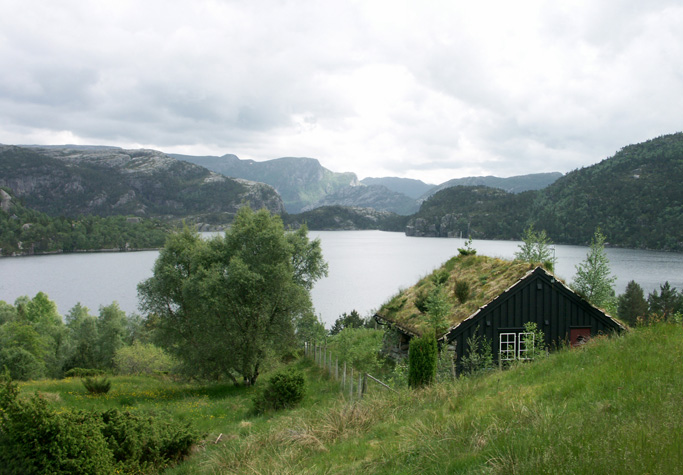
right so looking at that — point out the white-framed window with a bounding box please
[499,333,517,361]
[499,332,535,361]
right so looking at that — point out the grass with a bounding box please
[17,324,683,474]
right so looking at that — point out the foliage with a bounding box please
[571,229,617,309]
[113,342,176,375]
[283,205,409,232]
[522,321,547,360]
[294,312,327,346]
[252,369,306,414]
[457,237,477,256]
[453,279,471,304]
[647,282,683,322]
[425,285,451,335]
[328,327,384,374]
[436,347,456,382]
[514,224,556,270]
[0,346,45,380]
[460,329,493,375]
[0,188,170,256]
[64,367,105,378]
[138,207,328,385]
[0,372,200,474]
[83,376,112,394]
[408,332,438,388]
[617,280,649,326]
[329,310,366,336]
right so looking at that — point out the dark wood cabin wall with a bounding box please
[449,271,621,369]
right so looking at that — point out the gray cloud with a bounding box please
[1,0,682,183]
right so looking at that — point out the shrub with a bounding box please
[0,373,200,474]
[253,369,306,413]
[460,329,493,375]
[408,332,437,388]
[0,346,45,381]
[113,342,176,375]
[83,376,112,394]
[453,279,471,304]
[64,367,105,378]
[0,374,114,474]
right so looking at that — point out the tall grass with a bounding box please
[18,324,683,474]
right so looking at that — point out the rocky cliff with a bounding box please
[0,145,284,224]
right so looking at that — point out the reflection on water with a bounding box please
[1,230,682,327]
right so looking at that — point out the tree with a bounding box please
[64,304,99,371]
[408,332,438,388]
[425,285,451,335]
[138,207,327,385]
[617,281,649,326]
[295,311,327,346]
[96,303,127,369]
[572,229,616,309]
[514,224,556,271]
[648,282,683,321]
[329,310,365,336]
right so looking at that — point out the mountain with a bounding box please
[172,154,358,213]
[423,172,563,198]
[406,133,683,251]
[0,145,284,226]
[528,133,683,249]
[360,176,435,199]
[302,184,419,215]
[283,205,408,231]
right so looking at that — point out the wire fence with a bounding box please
[304,342,396,401]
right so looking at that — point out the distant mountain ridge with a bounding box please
[0,145,284,226]
[173,154,358,213]
[423,172,564,198]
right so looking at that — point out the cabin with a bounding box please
[374,255,625,370]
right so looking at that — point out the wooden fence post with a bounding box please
[349,367,354,400]
[358,374,363,399]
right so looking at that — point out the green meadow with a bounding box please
[19,323,683,474]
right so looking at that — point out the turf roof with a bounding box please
[376,254,538,337]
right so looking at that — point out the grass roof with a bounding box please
[376,254,538,337]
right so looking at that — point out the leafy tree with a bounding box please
[328,327,384,374]
[515,224,556,270]
[0,301,18,325]
[647,282,683,321]
[113,342,175,375]
[425,285,451,335]
[617,281,649,326]
[294,311,327,346]
[138,207,327,385]
[461,328,493,375]
[329,310,365,336]
[97,303,128,369]
[64,304,99,371]
[571,229,616,309]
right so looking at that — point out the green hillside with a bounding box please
[407,133,683,250]
[18,323,683,473]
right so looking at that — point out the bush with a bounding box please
[0,347,45,381]
[0,373,200,474]
[64,367,105,378]
[0,374,114,474]
[461,329,493,375]
[408,332,437,388]
[113,342,176,375]
[253,369,306,413]
[83,376,112,394]
[453,280,471,304]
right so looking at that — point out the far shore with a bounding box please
[0,247,161,258]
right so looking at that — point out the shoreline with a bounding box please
[0,247,161,258]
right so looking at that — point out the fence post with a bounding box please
[349,367,354,400]
[358,374,363,399]
[335,358,339,380]
[342,362,346,388]
[362,373,367,397]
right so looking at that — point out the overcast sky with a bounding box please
[1,1,682,184]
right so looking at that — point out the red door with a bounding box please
[570,328,591,347]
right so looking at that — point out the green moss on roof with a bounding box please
[377,255,537,337]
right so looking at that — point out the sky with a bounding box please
[1,1,682,184]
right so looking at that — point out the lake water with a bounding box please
[1,231,681,327]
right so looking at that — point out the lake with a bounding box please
[1,231,682,327]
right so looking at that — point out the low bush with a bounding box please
[253,369,306,413]
[64,367,106,378]
[0,373,200,474]
[83,376,112,394]
[0,346,45,381]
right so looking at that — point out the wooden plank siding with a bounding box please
[442,267,624,370]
